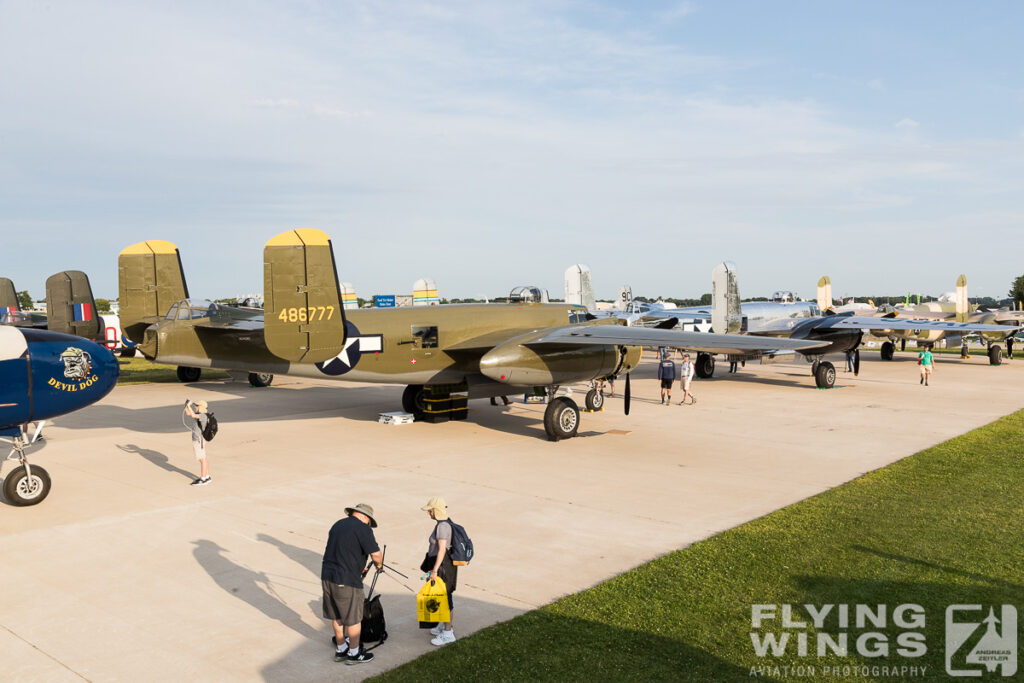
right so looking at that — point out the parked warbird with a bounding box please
[118,231,826,441]
[817,274,1020,364]
[658,264,1014,388]
[1,325,119,505]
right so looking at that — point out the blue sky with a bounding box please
[1,1,1021,302]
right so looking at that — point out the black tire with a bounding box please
[3,465,51,506]
[119,345,137,358]
[402,384,427,418]
[248,372,273,387]
[177,366,202,382]
[695,353,715,378]
[814,361,836,389]
[585,388,604,411]
[988,345,1002,366]
[544,397,580,441]
[881,342,894,361]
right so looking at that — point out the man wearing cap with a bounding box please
[184,399,211,486]
[421,496,458,646]
[322,503,383,665]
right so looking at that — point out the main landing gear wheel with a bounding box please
[248,372,274,387]
[988,345,1002,366]
[544,397,580,441]
[177,366,202,382]
[695,353,715,379]
[3,465,51,506]
[880,342,895,361]
[402,384,427,419]
[585,388,604,411]
[814,361,836,389]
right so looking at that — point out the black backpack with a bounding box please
[201,413,218,441]
[446,519,474,566]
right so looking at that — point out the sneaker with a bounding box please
[190,477,203,486]
[429,624,444,636]
[345,649,375,665]
[431,629,456,646]
[197,476,211,486]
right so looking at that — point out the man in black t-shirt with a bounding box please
[322,503,383,665]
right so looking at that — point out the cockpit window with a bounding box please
[174,299,215,321]
[165,304,179,321]
[568,309,588,324]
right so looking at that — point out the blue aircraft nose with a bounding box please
[19,329,119,423]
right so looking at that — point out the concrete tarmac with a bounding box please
[1,351,1021,681]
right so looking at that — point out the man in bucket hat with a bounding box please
[322,503,383,664]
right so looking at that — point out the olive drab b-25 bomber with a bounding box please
[118,230,826,441]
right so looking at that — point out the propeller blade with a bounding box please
[624,373,631,416]
[854,348,860,376]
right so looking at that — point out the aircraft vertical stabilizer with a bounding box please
[712,262,742,334]
[564,264,595,311]
[817,276,833,312]
[118,240,189,344]
[0,278,20,313]
[45,271,101,340]
[955,274,968,323]
[263,229,346,363]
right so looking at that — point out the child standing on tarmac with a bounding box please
[657,351,676,405]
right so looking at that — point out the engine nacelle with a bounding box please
[480,332,640,386]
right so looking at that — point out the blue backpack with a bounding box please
[443,520,474,566]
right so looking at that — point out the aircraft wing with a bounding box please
[813,316,1015,333]
[524,325,827,354]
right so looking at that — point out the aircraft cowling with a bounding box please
[789,319,861,356]
[0,327,119,428]
[479,333,636,386]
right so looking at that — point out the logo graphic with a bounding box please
[60,347,93,380]
[316,321,383,376]
[946,605,1017,677]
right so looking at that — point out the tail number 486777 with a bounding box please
[278,306,335,323]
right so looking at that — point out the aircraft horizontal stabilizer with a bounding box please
[263,229,346,363]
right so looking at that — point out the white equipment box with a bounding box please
[379,411,415,425]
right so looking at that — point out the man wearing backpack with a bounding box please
[421,496,464,646]
[184,399,211,486]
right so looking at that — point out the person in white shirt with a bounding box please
[678,353,696,405]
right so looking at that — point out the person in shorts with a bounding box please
[657,351,676,405]
[678,353,696,405]
[184,399,210,486]
[918,346,934,386]
[322,503,383,664]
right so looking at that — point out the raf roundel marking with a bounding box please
[315,321,383,376]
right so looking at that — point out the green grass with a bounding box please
[374,411,1024,682]
[116,357,229,384]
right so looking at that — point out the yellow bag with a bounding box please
[417,577,451,623]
